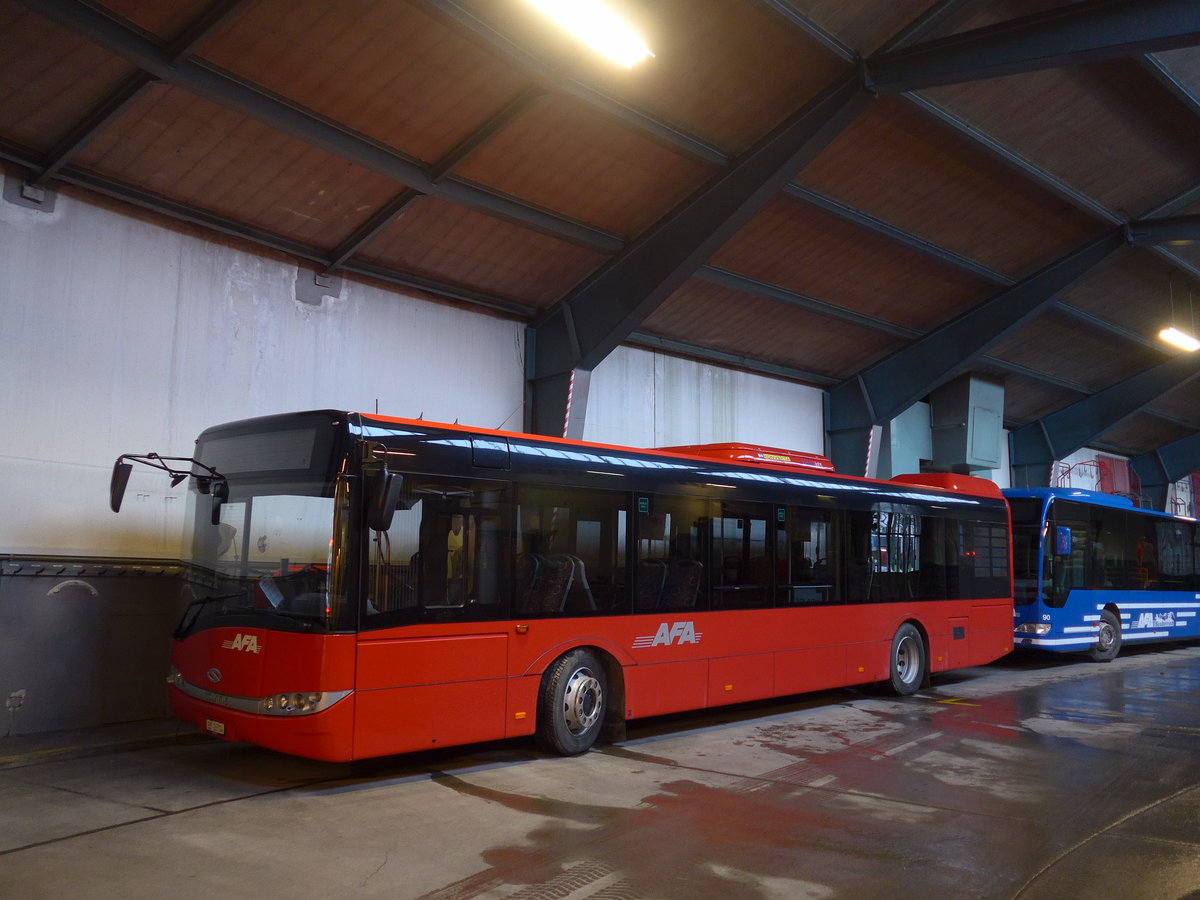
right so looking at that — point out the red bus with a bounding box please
[111,410,1013,761]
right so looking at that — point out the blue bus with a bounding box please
[1006,487,1200,660]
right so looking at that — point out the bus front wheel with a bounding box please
[1090,610,1122,662]
[537,648,607,755]
[889,623,926,696]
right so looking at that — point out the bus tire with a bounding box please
[889,623,926,696]
[1089,609,1121,662]
[537,648,607,756]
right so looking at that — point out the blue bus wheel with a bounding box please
[1089,610,1121,663]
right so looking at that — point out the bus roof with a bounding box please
[1002,486,1190,520]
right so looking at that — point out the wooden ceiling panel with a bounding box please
[643,278,902,380]
[784,0,936,54]
[977,369,1080,426]
[0,3,136,154]
[454,94,714,238]
[96,0,212,39]
[356,196,606,308]
[74,84,402,246]
[711,194,993,330]
[449,0,846,155]
[1097,412,1195,458]
[988,309,1165,392]
[796,97,1101,279]
[923,60,1200,218]
[1057,250,1200,347]
[198,0,530,164]
[1146,380,1200,430]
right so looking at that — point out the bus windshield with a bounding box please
[181,479,350,635]
[178,418,351,635]
[1008,498,1045,606]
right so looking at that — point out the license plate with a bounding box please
[205,718,226,736]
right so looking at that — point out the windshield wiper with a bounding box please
[175,591,246,638]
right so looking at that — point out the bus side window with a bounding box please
[711,503,771,610]
[516,485,629,616]
[364,479,511,627]
[635,495,709,612]
[779,507,837,605]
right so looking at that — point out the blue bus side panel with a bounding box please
[1014,589,1200,652]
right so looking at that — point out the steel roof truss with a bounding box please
[866,0,1200,93]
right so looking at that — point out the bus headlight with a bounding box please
[1015,623,1051,635]
[258,690,348,716]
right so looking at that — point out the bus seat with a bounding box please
[520,555,574,614]
[662,558,702,608]
[565,554,596,611]
[637,559,667,610]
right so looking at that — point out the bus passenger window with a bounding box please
[363,478,511,628]
[635,496,708,612]
[710,504,771,609]
[779,507,837,604]
[516,486,629,616]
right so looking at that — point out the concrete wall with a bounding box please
[585,346,826,453]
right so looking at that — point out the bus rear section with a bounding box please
[1007,488,1200,661]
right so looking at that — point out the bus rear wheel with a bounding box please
[889,623,926,696]
[537,648,607,756]
[1089,609,1121,662]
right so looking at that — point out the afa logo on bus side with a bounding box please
[221,633,263,653]
[633,621,702,649]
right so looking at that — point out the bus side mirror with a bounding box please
[366,470,404,532]
[110,460,133,513]
[211,480,229,526]
[1054,526,1072,556]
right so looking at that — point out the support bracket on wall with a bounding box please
[295,268,343,306]
[2,173,57,212]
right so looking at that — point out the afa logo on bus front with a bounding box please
[632,621,702,649]
[221,633,263,654]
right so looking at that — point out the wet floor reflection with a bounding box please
[419,647,1200,899]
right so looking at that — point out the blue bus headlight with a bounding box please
[1015,623,1051,635]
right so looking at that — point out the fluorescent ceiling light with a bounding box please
[525,0,654,67]
[1159,326,1200,352]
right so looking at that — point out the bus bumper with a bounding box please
[170,684,356,762]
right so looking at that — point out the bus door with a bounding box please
[356,475,512,757]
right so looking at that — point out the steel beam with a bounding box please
[1127,214,1200,245]
[697,265,918,338]
[1011,353,1200,488]
[324,86,545,274]
[866,0,1200,94]
[26,71,154,188]
[828,227,1127,474]
[25,0,246,188]
[524,73,872,434]
[1131,433,1200,510]
[784,184,1012,284]
[903,94,1121,224]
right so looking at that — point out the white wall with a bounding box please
[584,346,827,454]
[1,185,526,558]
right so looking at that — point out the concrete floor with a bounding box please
[2,646,1199,900]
